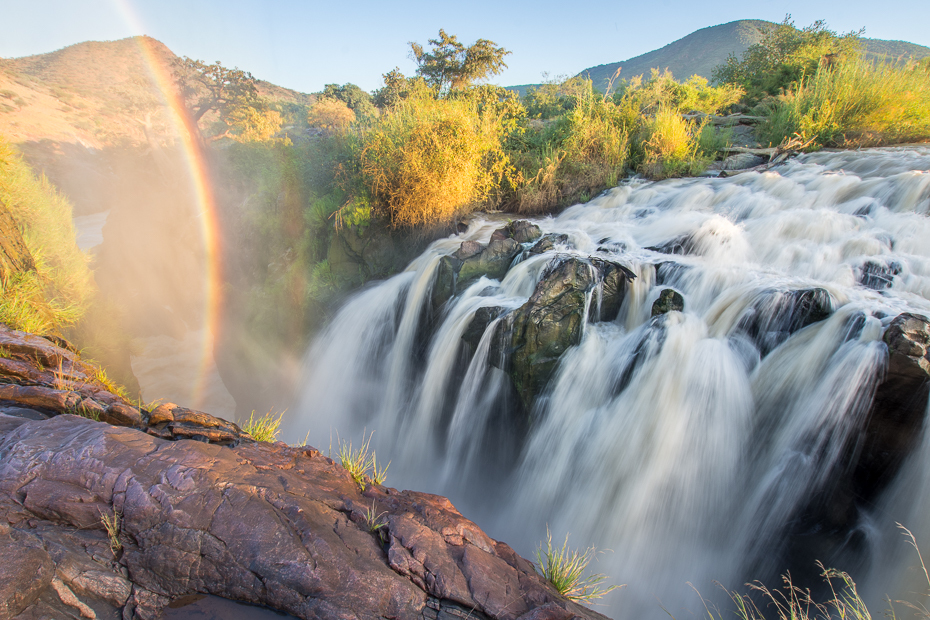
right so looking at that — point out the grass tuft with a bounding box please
[99,508,122,556]
[363,500,389,543]
[338,430,390,489]
[535,526,620,604]
[240,409,285,442]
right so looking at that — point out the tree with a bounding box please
[712,17,862,103]
[321,83,377,119]
[409,30,510,94]
[174,58,260,134]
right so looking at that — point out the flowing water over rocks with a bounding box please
[289,146,930,618]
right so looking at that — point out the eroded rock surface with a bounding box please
[0,323,606,620]
[0,414,606,620]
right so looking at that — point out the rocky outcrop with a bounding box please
[508,258,596,410]
[0,323,609,620]
[0,324,253,447]
[733,288,835,357]
[855,313,930,500]
[432,221,544,311]
[651,289,684,317]
[0,414,607,620]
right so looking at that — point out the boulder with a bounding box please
[651,289,684,317]
[0,414,608,620]
[459,238,521,286]
[590,259,636,323]
[855,313,930,500]
[733,288,834,356]
[858,259,902,291]
[509,258,596,410]
[529,234,569,256]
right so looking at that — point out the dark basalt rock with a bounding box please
[490,220,542,245]
[590,259,636,323]
[651,288,684,317]
[733,288,835,357]
[856,313,930,499]
[646,234,697,256]
[509,258,596,411]
[458,238,521,287]
[528,234,569,256]
[462,306,506,354]
[858,259,902,291]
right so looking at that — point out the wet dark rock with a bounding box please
[733,288,835,356]
[528,234,569,256]
[858,259,902,291]
[655,262,690,286]
[431,255,464,313]
[646,234,697,256]
[0,414,607,620]
[651,288,684,316]
[454,240,485,261]
[509,258,596,410]
[589,259,636,323]
[490,220,542,245]
[462,306,506,354]
[855,313,930,500]
[459,238,521,286]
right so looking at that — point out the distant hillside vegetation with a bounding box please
[513,19,930,94]
[0,36,312,147]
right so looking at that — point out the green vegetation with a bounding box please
[240,409,284,442]
[338,431,390,489]
[0,137,93,334]
[757,57,930,148]
[535,527,620,604]
[363,500,389,543]
[410,30,510,94]
[713,18,930,149]
[99,509,122,556]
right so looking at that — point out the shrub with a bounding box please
[758,57,930,148]
[308,98,356,130]
[639,107,709,179]
[0,138,93,335]
[354,90,509,228]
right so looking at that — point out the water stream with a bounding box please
[286,146,930,618]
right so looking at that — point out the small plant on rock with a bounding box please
[363,500,389,543]
[240,409,285,442]
[535,527,620,604]
[339,431,390,489]
[99,508,122,556]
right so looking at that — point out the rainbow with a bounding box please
[112,1,224,410]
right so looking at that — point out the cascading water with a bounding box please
[285,146,930,618]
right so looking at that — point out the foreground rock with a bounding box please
[0,323,608,620]
[0,414,606,620]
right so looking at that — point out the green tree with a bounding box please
[321,83,377,119]
[372,68,429,109]
[409,30,510,94]
[712,17,862,103]
[174,57,259,123]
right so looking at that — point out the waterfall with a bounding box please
[285,146,930,618]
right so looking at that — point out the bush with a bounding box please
[639,107,710,179]
[354,90,511,228]
[758,57,930,148]
[0,138,93,334]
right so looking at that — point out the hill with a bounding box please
[0,36,313,147]
[534,19,930,94]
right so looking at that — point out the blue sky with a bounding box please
[1,0,928,94]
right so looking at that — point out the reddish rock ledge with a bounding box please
[0,325,609,620]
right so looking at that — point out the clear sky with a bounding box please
[1,0,928,94]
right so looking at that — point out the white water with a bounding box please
[287,146,930,618]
